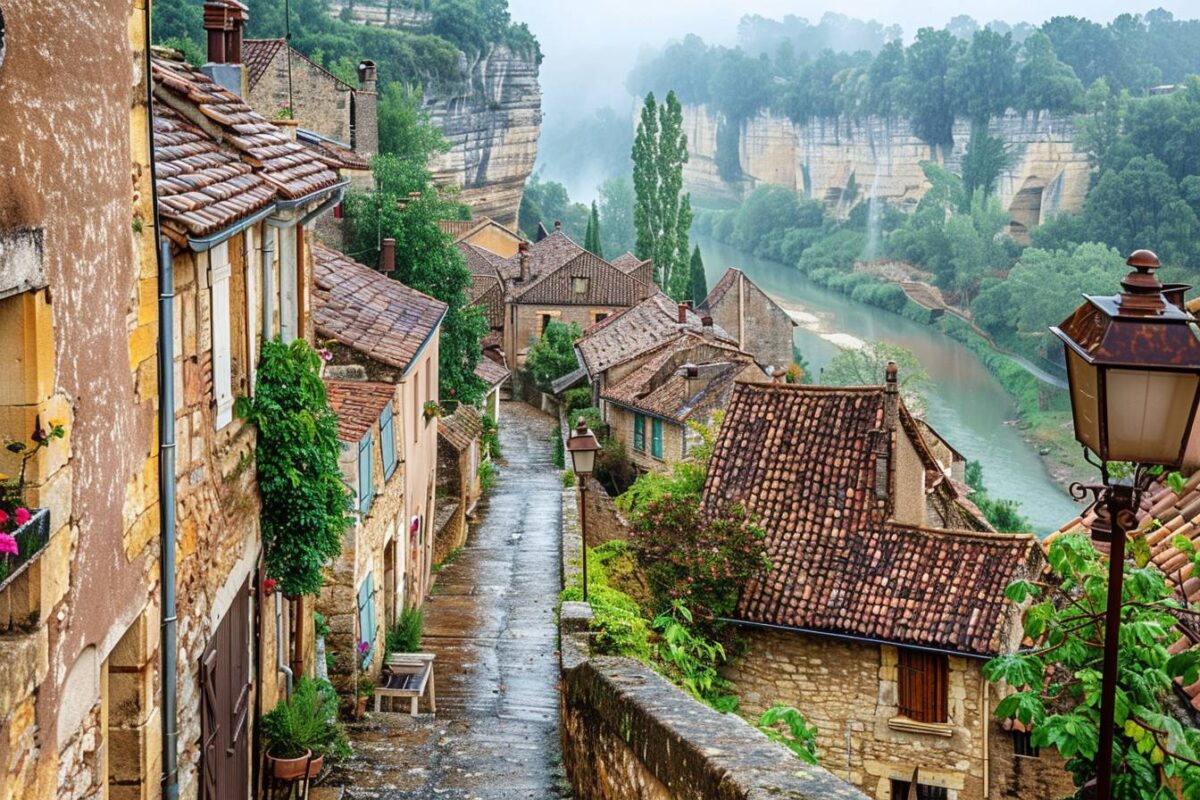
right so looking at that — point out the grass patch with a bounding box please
[432,546,463,573]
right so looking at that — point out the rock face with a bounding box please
[682,106,1090,239]
[424,46,542,229]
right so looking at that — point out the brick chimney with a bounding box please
[874,360,899,502]
[682,363,701,398]
[353,60,379,160]
[554,220,562,232]
[518,241,530,283]
[380,238,395,273]
[677,303,687,324]
[884,360,899,431]
[701,315,713,331]
[202,0,248,95]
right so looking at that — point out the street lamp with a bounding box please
[1051,249,1200,799]
[566,417,601,602]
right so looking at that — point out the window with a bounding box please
[1012,729,1040,757]
[381,405,396,479]
[572,276,589,294]
[897,648,949,723]
[358,431,374,514]
[651,418,663,459]
[209,242,234,429]
[539,313,553,336]
[633,413,645,452]
[592,311,609,324]
[357,572,376,665]
[890,780,948,800]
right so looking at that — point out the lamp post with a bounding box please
[566,417,601,602]
[1051,249,1200,799]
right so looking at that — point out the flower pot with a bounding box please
[268,748,322,781]
[355,696,369,718]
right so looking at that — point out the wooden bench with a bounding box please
[375,653,436,716]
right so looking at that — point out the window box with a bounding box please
[0,507,51,592]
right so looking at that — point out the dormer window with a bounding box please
[572,276,589,295]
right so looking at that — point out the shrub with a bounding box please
[757,705,820,764]
[653,603,738,711]
[261,677,351,762]
[550,430,565,468]
[478,459,497,491]
[481,413,501,460]
[563,386,593,417]
[525,321,583,392]
[386,607,423,654]
[561,470,577,488]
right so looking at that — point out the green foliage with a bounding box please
[949,29,1018,125]
[985,533,1200,797]
[519,173,589,240]
[597,175,637,258]
[314,612,331,640]
[477,459,497,492]
[964,460,1031,533]
[634,92,693,299]
[757,705,820,764]
[616,413,722,520]
[378,83,450,163]
[560,470,576,489]
[960,124,1011,200]
[584,201,603,257]
[236,339,350,597]
[481,414,501,460]
[653,603,738,711]
[823,340,933,416]
[688,245,708,307]
[550,430,565,469]
[562,386,593,418]
[901,28,958,147]
[385,607,424,654]
[524,321,583,393]
[561,543,653,662]
[261,677,351,762]
[158,35,205,66]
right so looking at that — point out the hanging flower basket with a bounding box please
[422,401,441,422]
[0,506,50,592]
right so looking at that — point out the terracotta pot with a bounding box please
[355,696,368,717]
[268,748,316,781]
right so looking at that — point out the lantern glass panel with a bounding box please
[570,442,596,476]
[1104,368,1200,465]
[1066,348,1102,456]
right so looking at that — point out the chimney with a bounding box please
[518,241,530,282]
[677,303,687,324]
[202,0,248,95]
[380,238,395,273]
[352,60,379,160]
[554,220,562,232]
[884,360,899,429]
[701,315,713,330]
[682,363,701,398]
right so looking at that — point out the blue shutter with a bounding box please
[380,405,396,479]
[358,431,374,514]
[633,413,645,452]
[357,573,376,665]
[651,418,663,459]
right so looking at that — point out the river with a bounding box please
[695,235,1079,535]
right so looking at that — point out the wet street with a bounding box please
[330,402,569,799]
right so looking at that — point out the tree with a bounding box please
[823,340,933,415]
[584,201,603,257]
[901,28,959,149]
[378,83,449,167]
[688,246,707,307]
[1017,32,1084,114]
[598,175,636,257]
[1075,78,1129,174]
[963,460,1031,533]
[524,321,582,393]
[949,29,1017,125]
[518,173,588,240]
[984,533,1200,798]
[1083,155,1200,267]
[633,91,693,299]
[961,124,1011,200]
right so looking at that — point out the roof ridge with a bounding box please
[885,521,1036,543]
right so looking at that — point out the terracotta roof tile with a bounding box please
[439,216,524,246]
[324,379,394,443]
[152,106,277,237]
[438,404,483,452]
[498,230,584,288]
[312,243,447,373]
[298,130,370,171]
[152,54,340,201]
[512,249,646,307]
[242,38,286,90]
[458,243,505,329]
[474,356,510,389]
[704,382,1035,656]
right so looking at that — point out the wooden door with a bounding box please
[201,579,252,800]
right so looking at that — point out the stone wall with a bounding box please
[682,106,1090,235]
[509,303,626,368]
[703,272,795,372]
[582,476,629,547]
[606,404,685,471]
[248,48,353,145]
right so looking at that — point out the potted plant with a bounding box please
[261,677,350,781]
[422,401,441,422]
[1,418,64,585]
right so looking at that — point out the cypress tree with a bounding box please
[689,245,707,307]
[585,200,603,257]
[633,90,693,300]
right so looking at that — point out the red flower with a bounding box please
[262,578,278,595]
[13,508,30,527]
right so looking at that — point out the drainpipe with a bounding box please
[144,5,179,798]
[275,591,293,698]
[982,679,990,796]
[261,228,275,342]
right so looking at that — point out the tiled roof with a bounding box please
[576,292,734,378]
[439,404,484,452]
[324,379,394,443]
[698,267,740,311]
[704,382,1034,656]
[498,230,584,287]
[458,244,505,328]
[474,356,510,389]
[512,250,646,307]
[242,38,286,90]
[439,216,524,245]
[1053,473,1200,709]
[152,106,276,237]
[601,336,756,423]
[298,129,371,171]
[550,366,589,395]
[152,54,340,201]
[610,252,642,271]
[312,243,447,373]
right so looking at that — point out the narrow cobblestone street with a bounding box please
[329,402,569,799]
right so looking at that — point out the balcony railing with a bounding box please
[0,507,51,593]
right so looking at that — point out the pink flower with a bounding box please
[318,349,333,363]
[0,509,8,527]
[357,641,370,656]
[13,508,30,527]
[0,533,17,556]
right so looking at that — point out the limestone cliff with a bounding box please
[424,46,542,229]
[683,106,1090,240]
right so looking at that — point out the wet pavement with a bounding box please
[328,402,569,799]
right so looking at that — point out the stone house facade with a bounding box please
[0,3,162,798]
[441,216,526,260]
[438,404,484,519]
[312,243,446,611]
[704,379,1074,800]
[699,267,797,373]
[320,380,406,706]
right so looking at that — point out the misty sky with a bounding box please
[510,0,1200,153]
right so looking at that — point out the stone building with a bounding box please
[609,251,655,288]
[474,356,510,424]
[319,379,406,705]
[705,378,1074,800]
[442,216,526,260]
[0,2,162,798]
[312,243,446,609]
[434,405,485,565]
[151,36,346,798]
[601,334,763,471]
[698,267,797,373]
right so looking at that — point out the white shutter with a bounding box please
[278,225,297,343]
[210,242,234,429]
[244,227,258,393]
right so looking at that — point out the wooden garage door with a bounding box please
[200,579,252,800]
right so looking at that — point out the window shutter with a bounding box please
[243,228,258,393]
[210,242,234,429]
[358,431,374,514]
[633,414,645,452]
[897,649,948,723]
[381,405,396,479]
[357,573,376,665]
[651,418,663,459]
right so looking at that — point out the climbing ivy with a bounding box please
[236,339,351,597]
